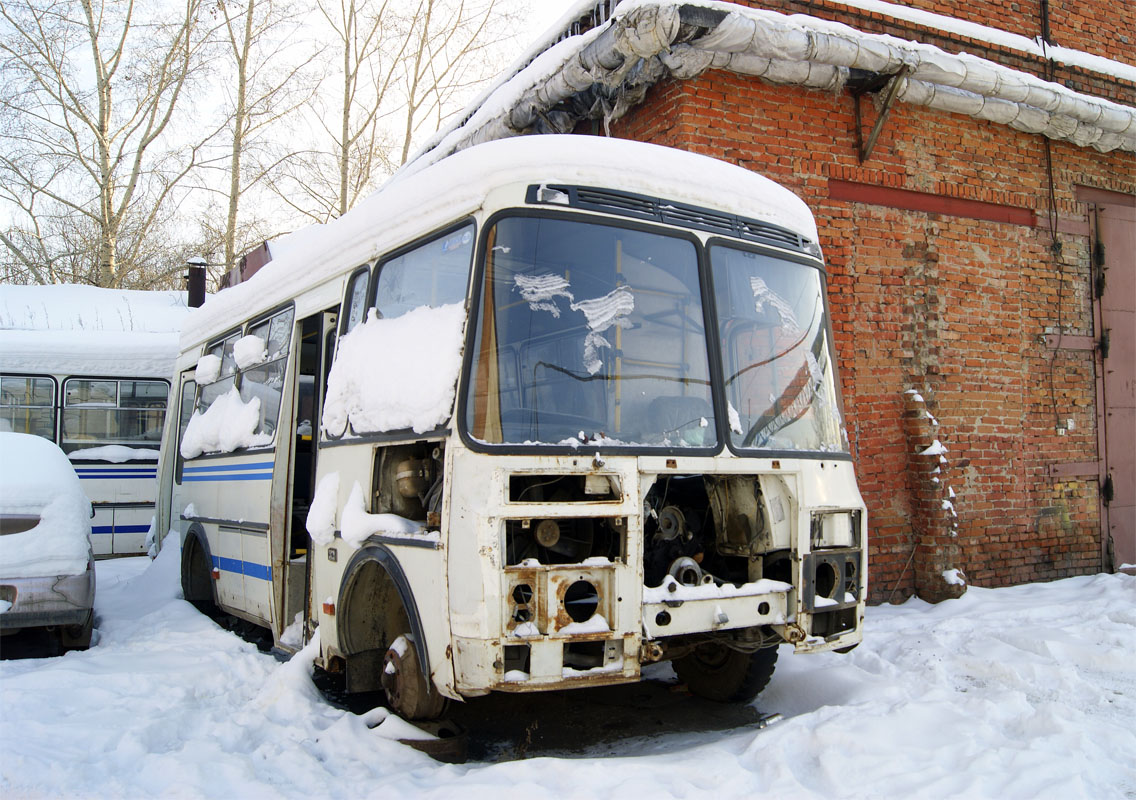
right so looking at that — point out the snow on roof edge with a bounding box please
[183,135,818,351]
[397,0,1126,178]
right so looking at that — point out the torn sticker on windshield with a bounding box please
[514,273,574,317]
[750,276,800,334]
[570,286,635,375]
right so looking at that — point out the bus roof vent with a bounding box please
[526,184,813,257]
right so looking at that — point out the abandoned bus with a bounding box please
[156,135,866,719]
[1,285,188,557]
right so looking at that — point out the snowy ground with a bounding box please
[2,548,1134,799]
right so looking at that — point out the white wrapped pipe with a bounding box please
[405,0,1135,174]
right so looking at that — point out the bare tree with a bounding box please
[267,0,520,223]
[210,0,321,273]
[0,0,213,287]
[396,0,517,166]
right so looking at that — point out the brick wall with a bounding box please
[610,51,1134,600]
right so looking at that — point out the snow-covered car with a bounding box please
[0,431,96,649]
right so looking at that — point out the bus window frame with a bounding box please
[702,235,853,463]
[320,218,476,444]
[60,374,169,458]
[339,265,373,337]
[0,372,58,442]
[457,207,722,458]
[191,301,296,457]
[370,219,476,320]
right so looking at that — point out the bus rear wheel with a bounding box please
[674,642,779,703]
[381,634,448,721]
[181,536,218,617]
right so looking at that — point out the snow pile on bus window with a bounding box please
[180,387,271,458]
[194,353,222,384]
[305,472,340,547]
[68,445,159,462]
[322,304,466,436]
[0,432,91,579]
[339,482,434,549]
[233,334,267,369]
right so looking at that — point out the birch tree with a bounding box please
[269,0,520,223]
[210,0,320,274]
[0,0,211,287]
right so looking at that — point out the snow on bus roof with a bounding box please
[0,284,187,378]
[182,135,816,349]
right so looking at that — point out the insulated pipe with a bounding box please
[403,1,1135,177]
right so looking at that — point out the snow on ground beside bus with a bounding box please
[1,548,1134,798]
[322,303,466,437]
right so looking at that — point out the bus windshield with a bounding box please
[709,245,848,453]
[465,216,715,448]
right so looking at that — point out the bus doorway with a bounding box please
[278,309,337,643]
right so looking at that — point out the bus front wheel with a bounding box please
[381,634,448,720]
[674,642,779,703]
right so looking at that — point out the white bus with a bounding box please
[156,135,866,720]
[1,285,188,557]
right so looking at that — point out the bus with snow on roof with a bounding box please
[155,135,867,720]
[1,285,188,558]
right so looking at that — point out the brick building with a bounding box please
[408,0,1135,602]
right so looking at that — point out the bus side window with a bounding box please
[239,308,294,437]
[175,377,195,484]
[342,268,370,335]
[0,375,56,440]
[374,223,473,319]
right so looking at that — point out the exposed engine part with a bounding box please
[395,459,432,499]
[668,556,714,587]
[535,519,565,549]
[656,505,688,541]
[374,443,444,522]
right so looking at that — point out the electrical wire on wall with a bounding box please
[1039,2,1067,435]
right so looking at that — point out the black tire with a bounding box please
[674,642,779,703]
[181,536,218,617]
[59,613,93,650]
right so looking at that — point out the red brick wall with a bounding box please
[610,64,1134,601]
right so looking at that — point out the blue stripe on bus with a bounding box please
[183,462,275,473]
[212,555,272,582]
[75,468,157,475]
[181,473,272,482]
[91,524,152,535]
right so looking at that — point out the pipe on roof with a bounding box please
[404,2,1135,176]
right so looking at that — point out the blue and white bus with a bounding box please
[0,285,189,557]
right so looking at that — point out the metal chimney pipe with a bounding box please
[186,257,207,308]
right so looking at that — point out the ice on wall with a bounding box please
[322,303,466,436]
[180,387,270,459]
[305,472,340,547]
